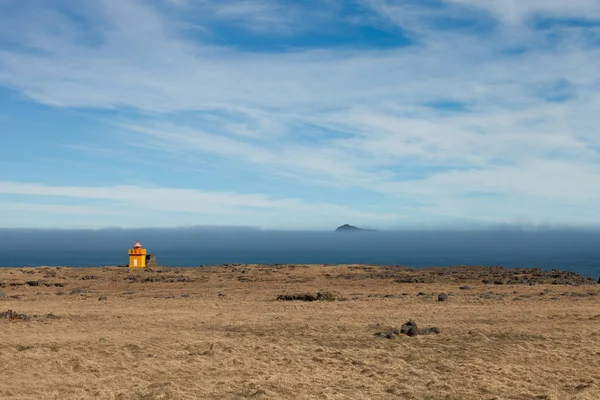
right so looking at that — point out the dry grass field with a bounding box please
[1,264,599,400]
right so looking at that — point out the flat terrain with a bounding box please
[1,264,599,400]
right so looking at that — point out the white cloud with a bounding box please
[0,181,400,229]
[445,0,600,24]
[1,0,600,227]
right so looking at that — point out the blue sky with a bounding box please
[1,0,600,230]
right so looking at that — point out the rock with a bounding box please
[277,294,318,301]
[45,313,60,319]
[98,296,108,301]
[459,285,472,290]
[400,320,419,337]
[375,324,441,338]
[0,310,30,321]
[373,326,400,339]
[0,292,4,298]
[181,294,190,298]
[438,293,449,302]
[122,291,136,295]
[276,291,345,302]
[419,327,441,335]
[25,280,45,287]
[396,277,426,283]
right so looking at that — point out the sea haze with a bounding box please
[0,228,598,279]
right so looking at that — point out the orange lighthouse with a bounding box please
[128,241,147,268]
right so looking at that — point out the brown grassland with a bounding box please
[1,264,599,400]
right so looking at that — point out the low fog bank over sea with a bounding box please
[0,227,598,278]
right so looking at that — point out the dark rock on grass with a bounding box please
[26,281,64,288]
[81,275,99,280]
[438,293,449,302]
[0,292,4,298]
[0,310,30,321]
[367,294,396,298]
[98,296,108,301]
[396,277,426,283]
[401,320,440,336]
[276,290,345,302]
[374,328,401,339]
[277,293,318,302]
[459,285,472,290]
[25,280,45,287]
[122,291,136,295]
[181,294,190,298]
[400,320,419,337]
[56,291,66,296]
[45,313,60,319]
[376,320,440,339]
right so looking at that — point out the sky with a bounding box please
[0,0,600,230]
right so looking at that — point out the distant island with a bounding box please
[335,224,376,232]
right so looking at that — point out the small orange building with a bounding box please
[128,241,147,268]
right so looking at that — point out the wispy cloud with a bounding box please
[0,181,399,229]
[1,0,599,228]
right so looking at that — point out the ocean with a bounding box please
[0,228,599,279]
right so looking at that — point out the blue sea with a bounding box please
[0,228,599,279]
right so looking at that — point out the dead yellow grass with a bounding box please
[1,264,599,400]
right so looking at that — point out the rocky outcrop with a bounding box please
[277,290,345,302]
[374,320,440,339]
[336,266,597,286]
[1,310,30,321]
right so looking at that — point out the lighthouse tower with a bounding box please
[128,241,147,268]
